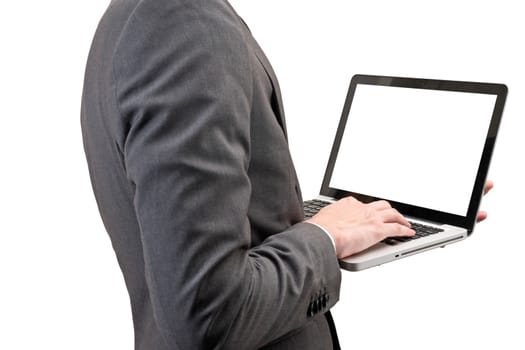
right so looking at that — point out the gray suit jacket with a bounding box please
[81,0,341,349]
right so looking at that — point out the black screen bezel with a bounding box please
[320,74,507,234]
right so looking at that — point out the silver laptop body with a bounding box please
[304,74,507,271]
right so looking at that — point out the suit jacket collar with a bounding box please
[252,47,288,139]
[230,6,288,139]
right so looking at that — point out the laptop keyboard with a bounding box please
[303,199,330,218]
[382,222,444,245]
[303,199,444,244]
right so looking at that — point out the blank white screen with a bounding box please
[329,84,497,216]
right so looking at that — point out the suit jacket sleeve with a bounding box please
[112,2,341,349]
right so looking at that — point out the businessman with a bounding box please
[81,1,492,349]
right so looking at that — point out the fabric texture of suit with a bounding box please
[81,0,342,349]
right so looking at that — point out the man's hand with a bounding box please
[476,180,494,223]
[306,197,415,259]
[307,181,494,259]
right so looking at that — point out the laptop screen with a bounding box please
[321,75,507,231]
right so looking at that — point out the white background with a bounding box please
[1,1,523,349]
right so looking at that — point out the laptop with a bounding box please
[303,74,507,271]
